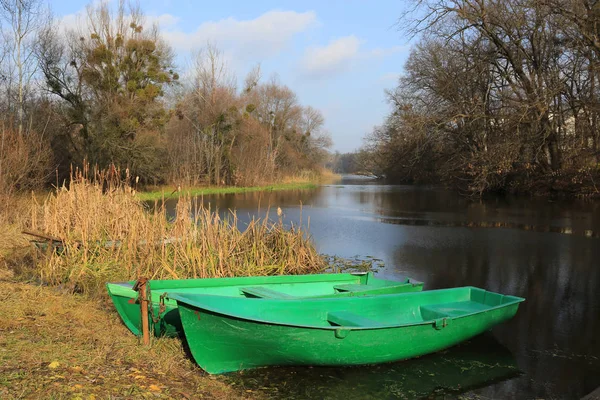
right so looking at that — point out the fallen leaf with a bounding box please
[148,384,161,392]
[48,361,60,369]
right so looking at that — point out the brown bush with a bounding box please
[0,126,52,197]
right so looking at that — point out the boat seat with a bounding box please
[327,311,382,327]
[239,286,296,299]
[333,284,370,292]
[419,306,450,320]
[420,302,483,320]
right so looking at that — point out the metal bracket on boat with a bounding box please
[334,328,350,339]
[433,318,451,330]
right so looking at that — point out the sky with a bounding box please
[52,0,415,152]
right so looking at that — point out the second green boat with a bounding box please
[169,287,524,374]
[106,272,423,337]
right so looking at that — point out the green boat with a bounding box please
[168,287,524,374]
[106,272,423,337]
[235,334,520,398]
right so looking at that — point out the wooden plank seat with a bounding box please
[239,286,295,299]
[327,311,383,327]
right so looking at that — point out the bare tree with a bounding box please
[365,0,600,195]
[0,0,47,134]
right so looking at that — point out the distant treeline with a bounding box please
[327,150,385,177]
[365,0,600,196]
[0,0,332,196]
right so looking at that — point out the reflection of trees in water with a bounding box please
[373,216,599,237]
[345,186,600,236]
[159,188,323,220]
[391,230,600,399]
[231,334,519,400]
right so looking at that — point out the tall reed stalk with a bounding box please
[30,170,325,296]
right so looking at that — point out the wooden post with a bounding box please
[133,277,150,345]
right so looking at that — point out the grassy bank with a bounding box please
[137,182,318,201]
[0,274,257,399]
[0,172,329,398]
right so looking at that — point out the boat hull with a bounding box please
[106,272,423,337]
[172,287,524,374]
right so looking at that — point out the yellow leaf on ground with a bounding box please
[148,384,161,392]
[48,361,60,369]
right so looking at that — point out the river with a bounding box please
[164,175,600,399]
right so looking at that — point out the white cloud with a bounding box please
[58,13,80,33]
[58,9,315,65]
[150,14,181,28]
[299,37,408,79]
[161,10,317,60]
[301,35,361,78]
[58,11,181,34]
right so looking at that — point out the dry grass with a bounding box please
[0,169,327,398]
[281,169,341,185]
[28,171,325,297]
[0,275,256,399]
[0,194,33,251]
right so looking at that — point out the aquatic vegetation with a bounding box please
[29,172,325,297]
[324,254,385,273]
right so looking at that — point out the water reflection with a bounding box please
[228,334,520,400]
[158,177,600,399]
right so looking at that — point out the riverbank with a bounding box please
[377,169,600,199]
[0,273,258,399]
[0,175,326,398]
[137,182,318,202]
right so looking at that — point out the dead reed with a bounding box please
[30,170,325,297]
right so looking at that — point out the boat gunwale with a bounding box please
[106,271,385,291]
[168,287,525,332]
[105,272,423,299]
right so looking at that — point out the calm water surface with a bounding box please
[165,176,600,399]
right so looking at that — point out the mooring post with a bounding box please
[133,277,150,345]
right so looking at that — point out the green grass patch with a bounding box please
[137,182,318,201]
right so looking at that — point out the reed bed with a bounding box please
[30,172,325,297]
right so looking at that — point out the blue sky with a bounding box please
[53,0,415,152]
